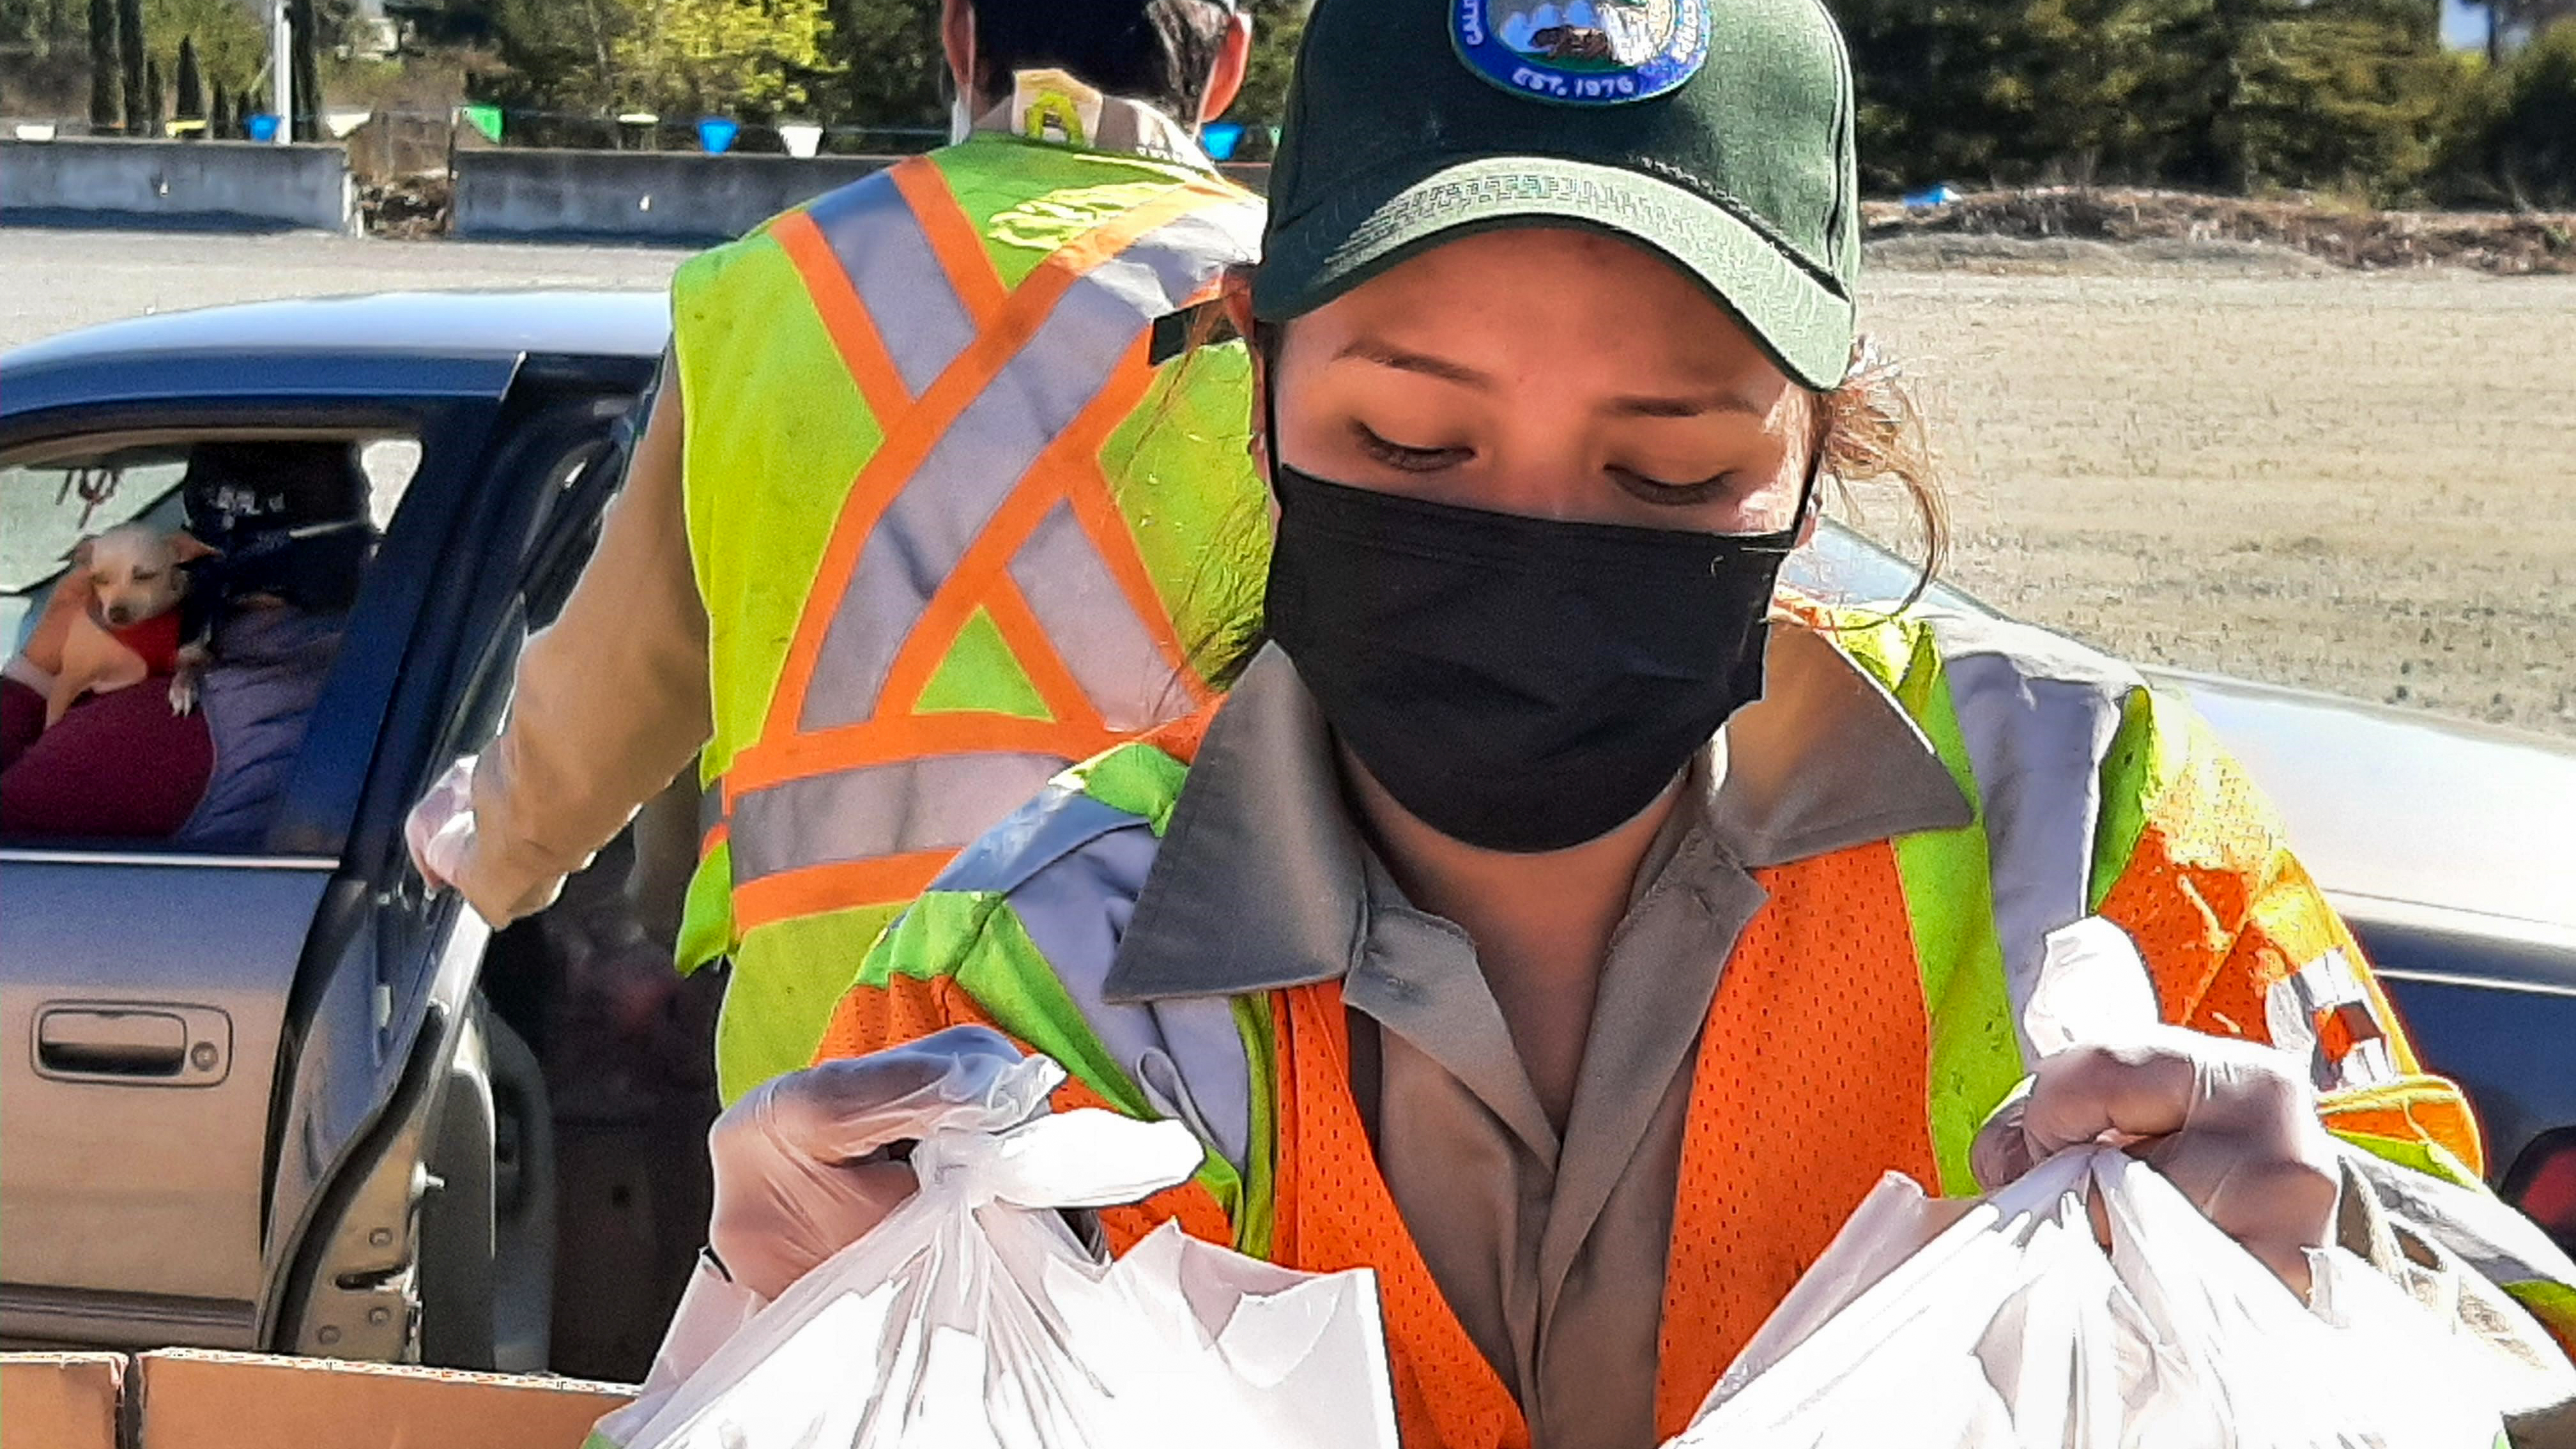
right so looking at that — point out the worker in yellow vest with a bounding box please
[404,0,1273,1104]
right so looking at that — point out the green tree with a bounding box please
[1832,0,2048,188]
[610,0,836,115]
[143,0,264,104]
[1830,0,2453,196]
[86,0,119,127]
[820,0,939,128]
[289,0,321,137]
[2217,0,2451,195]
[115,0,144,132]
[1227,0,1306,141]
[2483,0,2576,59]
[486,0,834,123]
[2490,19,2576,202]
[173,33,204,118]
[2437,19,2576,204]
[1,0,79,58]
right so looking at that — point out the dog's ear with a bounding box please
[68,537,96,569]
[172,532,220,562]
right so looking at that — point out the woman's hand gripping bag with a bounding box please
[597,1054,1402,1449]
[1669,1145,2540,1449]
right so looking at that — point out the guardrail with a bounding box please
[0,137,354,233]
[451,150,1274,243]
[0,135,1268,241]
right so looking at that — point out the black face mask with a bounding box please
[1263,466,1804,854]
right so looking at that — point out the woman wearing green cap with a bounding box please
[671,0,2576,1443]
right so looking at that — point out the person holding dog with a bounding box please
[406,0,1273,1105]
[664,0,2576,1442]
[3,441,371,842]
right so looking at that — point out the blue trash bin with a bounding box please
[1202,122,1244,161]
[698,116,740,155]
[245,112,280,142]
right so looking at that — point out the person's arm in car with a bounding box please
[434,356,714,927]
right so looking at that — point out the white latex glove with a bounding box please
[707,1025,1039,1300]
[405,755,479,892]
[1972,1024,2343,1297]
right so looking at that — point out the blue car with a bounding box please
[3,292,2570,1377]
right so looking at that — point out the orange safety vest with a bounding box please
[833,716,1950,1445]
[819,623,2531,1444]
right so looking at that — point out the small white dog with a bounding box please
[42,524,214,727]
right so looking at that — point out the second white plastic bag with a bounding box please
[603,1055,1402,1449]
[1672,1146,2520,1449]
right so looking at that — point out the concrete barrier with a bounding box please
[452,149,1275,243]
[0,138,354,231]
[453,150,892,242]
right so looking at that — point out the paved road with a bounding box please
[0,227,691,351]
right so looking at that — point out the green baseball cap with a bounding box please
[1252,0,1861,390]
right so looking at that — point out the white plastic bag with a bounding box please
[1671,1147,2516,1448]
[601,1055,1401,1449]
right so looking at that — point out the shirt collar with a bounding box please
[969,68,1216,172]
[1101,613,1975,1004]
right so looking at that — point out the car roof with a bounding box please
[2149,666,2576,935]
[1,290,672,374]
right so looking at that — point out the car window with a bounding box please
[3,431,420,852]
[0,452,191,594]
[362,439,424,530]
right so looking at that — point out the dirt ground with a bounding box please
[1855,252,2576,739]
[6,226,2573,739]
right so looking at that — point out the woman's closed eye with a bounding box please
[1609,466,1736,509]
[1353,422,1471,473]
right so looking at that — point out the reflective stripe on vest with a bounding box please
[1811,599,2182,1193]
[707,154,1261,935]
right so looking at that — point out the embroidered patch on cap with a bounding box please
[1452,0,1709,105]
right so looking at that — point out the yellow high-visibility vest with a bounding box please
[671,132,1268,1101]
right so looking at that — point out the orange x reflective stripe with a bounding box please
[714,157,1256,930]
[750,162,1237,756]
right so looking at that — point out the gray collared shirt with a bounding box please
[1103,622,1973,1449]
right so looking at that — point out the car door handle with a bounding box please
[34,1004,231,1085]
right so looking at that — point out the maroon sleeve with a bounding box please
[1,682,212,838]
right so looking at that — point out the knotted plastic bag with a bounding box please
[600,1054,1401,1449]
[1671,1146,2523,1448]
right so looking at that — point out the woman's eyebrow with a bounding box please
[1335,338,1492,387]
[1606,388,1768,420]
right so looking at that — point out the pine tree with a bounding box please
[2212,0,2450,195]
[116,0,144,135]
[210,76,230,136]
[289,0,321,139]
[1229,0,1308,148]
[86,0,119,128]
[175,34,206,125]
[144,52,164,133]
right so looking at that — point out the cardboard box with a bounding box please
[1,1353,125,1449]
[135,1349,632,1449]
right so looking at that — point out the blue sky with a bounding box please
[2442,0,2492,50]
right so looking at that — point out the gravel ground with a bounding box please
[8,225,2573,739]
[1858,263,2576,739]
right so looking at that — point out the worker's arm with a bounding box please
[425,357,714,927]
[2081,696,2576,1418]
